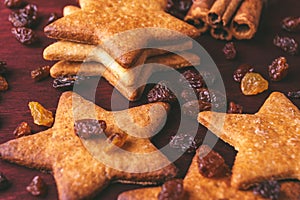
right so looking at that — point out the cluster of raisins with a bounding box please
[5,0,58,45]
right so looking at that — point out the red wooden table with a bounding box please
[0,0,299,199]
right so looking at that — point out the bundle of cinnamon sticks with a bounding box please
[184,0,264,40]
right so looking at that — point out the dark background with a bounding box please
[0,0,299,199]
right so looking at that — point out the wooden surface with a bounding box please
[0,0,299,199]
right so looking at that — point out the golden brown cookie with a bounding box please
[0,92,177,199]
[118,145,300,200]
[198,92,300,189]
[44,0,200,68]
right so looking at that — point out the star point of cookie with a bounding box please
[198,92,300,189]
[0,91,177,200]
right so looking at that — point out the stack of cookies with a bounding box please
[43,0,201,101]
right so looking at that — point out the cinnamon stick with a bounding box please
[230,0,263,39]
[210,26,232,40]
[184,0,216,32]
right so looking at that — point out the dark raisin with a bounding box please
[8,4,38,28]
[31,66,50,81]
[147,81,177,103]
[197,88,226,110]
[182,100,211,119]
[11,27,37,45]
[0,172,10,191]
[53,75,88,88]
[179,69,206,90]
[0,61,7,75]
[0,76,8,91]
[281,16,300,32]
[13,122,32,138]
[197,145,230,178]
[158,179,185,200]
[253,180,281,200]
[273,35,298,55]
[26,176,47,197]
[170,132,202,153]
[165,0,192,20]
[268,57,289,81]
[227,101,243,114]
[288,91,300,99]
[233,64,255,82]
[4,0,25,8]
[74,119,106,139]
[222,42,237,60]
[47,13,58,25]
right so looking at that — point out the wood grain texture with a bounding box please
[0,0,299,199]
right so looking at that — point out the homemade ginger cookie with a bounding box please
[198,92,300,189]
[44,0,200,68]
[0,92,178,199]
[118,145,300,200]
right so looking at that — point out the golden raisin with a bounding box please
[241,73,268,95]
[28,102,54,127]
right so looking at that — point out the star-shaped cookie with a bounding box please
[118,145,300,200]
[44,0,200,68]
[198,92,300,189]
[0,92,177,199]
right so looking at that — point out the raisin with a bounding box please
[281,16,300,32]
[222,42,237,60]
[158,179,185,200]
[197,145,230,178]
[8,4,38,28]
[241,73,268,95]
[182,100,211,119]
[0,61,7,75]
[28,102,54,127]
[253,180,281,200]
[0,76,8,91]
[181,88,198,102]
[26,176,47,197]
[4,0,25,8]
[268,57,289,81]
[105,133,128,151]
[11,27,37,45]
[273,35,298,55]
[197,88,226,110]
[31,66,50,81]
[288,91,300,99]
[165,0,192,20]
[47,13,58,25]
[170,132,202,153]
[233,64,255,82]
[53,75,88,88]
[179,69,206,90]
[13,122,32,138]
[227,101,243,114]
[0,172,10,191]
[147,81,177,103]
[74,119,106,139]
